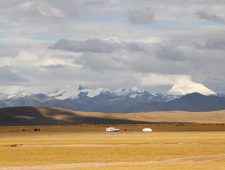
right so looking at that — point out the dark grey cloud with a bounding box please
[195,38,225,50]
[195,10,225,24]
[50,39,147,53]
[39,64,65,69]
[155,45,185,61]
[50,39,118,53]
[0,67,28,84]
[72,44,190,75]
[49,31,225,90]
[128,7,154,24]
[75,53,128,72]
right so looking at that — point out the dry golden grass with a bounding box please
[37,107,225,123]
[2,106,225,126]
[1,107,225,169]
[0,132,225,170]
[73,109,225,123]
[60,160,225,170]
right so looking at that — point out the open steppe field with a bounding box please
[1,123,225,133]
[0,132,225,170]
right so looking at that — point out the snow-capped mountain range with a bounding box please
[0,85,174,99]
[0,85,224,112]
[7,85,178,101]
[0,82,217,101]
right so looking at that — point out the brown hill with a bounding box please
[1,106,225,125]
[0,106,148,125]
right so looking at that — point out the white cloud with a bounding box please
[18,1,64,17]
[128,7,155,24]
[140,73,192,87]
[0,49,82,69]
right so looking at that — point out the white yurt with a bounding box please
[142,128,153,132]
[106,127,120,132]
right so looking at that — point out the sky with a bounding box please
[0,0,225,94]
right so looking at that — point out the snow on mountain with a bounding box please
[0,84,224,113]
[47,85,79,100]
[76,85,148,99]
[47,89,71,100]
[1,83,217,103]
[113,87,142,97]
[129,93,139,99]
[150,93,181,102]
[77,85,111,98]
[168,81,216,96]
[76,85,181,101]
[8,91,32,99]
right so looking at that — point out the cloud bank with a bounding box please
[0,0,224,94]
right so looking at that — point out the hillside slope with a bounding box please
[0,106,149,125]
[1,106,225,125]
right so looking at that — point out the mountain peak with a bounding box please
[78,86,111,98]
[130,87,142,92]
[168,81,216,96]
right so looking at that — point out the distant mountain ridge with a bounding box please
[0,85,224,112]
[1,106,225,126]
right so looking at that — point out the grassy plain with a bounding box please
[1,123,225,133]
[0,132,225,170]
[1,107,225,169]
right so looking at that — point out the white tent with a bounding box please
[106,127,120,132]
[142,128,153,132]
